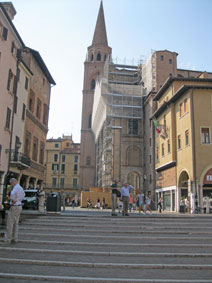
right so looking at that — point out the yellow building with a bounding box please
[45,135,80,203]
[153,74,212,212]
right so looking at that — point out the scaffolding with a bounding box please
[142,50,156,93]
[93,61,145,188]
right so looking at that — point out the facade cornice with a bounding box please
[26,109,48,134]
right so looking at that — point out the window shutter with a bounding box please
[14,95,18,113]
[13,75,18,95]
[2,27,8,40]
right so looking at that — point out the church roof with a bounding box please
[92,1,108,46]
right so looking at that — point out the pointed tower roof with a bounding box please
[92,1,108,46]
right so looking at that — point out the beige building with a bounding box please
[0,2,55,202]
[45,135,80,202]
[153,75,212,211]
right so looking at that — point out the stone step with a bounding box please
[0,272,212,283]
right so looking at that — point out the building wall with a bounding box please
[0,4,23,200]
[45,137,80,199]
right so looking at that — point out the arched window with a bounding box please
[97,53,101,61]
[90,54,94,62]
[104,54,107,61]
[91,79,95,90]
[88,114,92,128]
[86,156,91,166]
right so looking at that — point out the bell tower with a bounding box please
[80,1,112,190]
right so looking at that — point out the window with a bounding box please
[74,164,78,174]
[60,178,64,188]
[178,135,181,150]
[74,156,78,163]
[5,108,11,129]
[52,178,57,188]
[52,164,59,172]
[88,114,92,128]
[32,136,38,161]
[55,143,59,148]
[179,103,183,117]
[150,174,152,184]
[22,103,26,120]
[90,54,94,62]
[163,115,166,133]
[160,55,164,61]
[11,41,15,54]
[0,144,2,162]
[169,59,172,64]
[25,77,29,90]
[91,79,95,90]
[97,53,101,61]
[201,128,210,144]
[2,27,8,40]
[61,164,65,174]
[149,155,151,164]
[167,139,171,153]
[29,89,35,112]
[43,104,48,125]
[184,98,188,113]
[128,119,138,135]
[86,156,91,166]
[36,98,42,119]
[24,131,31,156]
[62,155,66,162]
[161,143,165,156]
[66,142,70,147]
[73,178,78,188]
[54,154,58,162]
[156,147,159,161]
[149,138,151,146]
[39,142,45,164]
[185,130,189,146]
[104,54,107,61]
[7,69,13,91]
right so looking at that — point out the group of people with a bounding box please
[111,180,155,216]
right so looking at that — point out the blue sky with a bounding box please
[11,0,212,142]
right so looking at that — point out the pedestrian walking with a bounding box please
[137,191,146,214]
[4,178,25,244]
[145,193,153,215]
[120,182,133,216]
[72,197,75,209]
[61,191,66,211]
[129,195,133,212]
[111,180,120,216]
[158,197,163,213]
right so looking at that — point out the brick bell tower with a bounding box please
[80,1,112,190]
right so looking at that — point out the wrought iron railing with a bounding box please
[10,150,31,167]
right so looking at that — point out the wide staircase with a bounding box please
[0,213,212,282]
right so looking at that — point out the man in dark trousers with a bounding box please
[111,180,120,216]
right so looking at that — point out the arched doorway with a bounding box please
[178,171,189,199]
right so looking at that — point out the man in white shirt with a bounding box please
[5,178,25,244]
[120,182,133,216]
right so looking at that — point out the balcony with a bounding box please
[10,150,31,169]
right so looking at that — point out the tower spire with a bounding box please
[92,1,108,46]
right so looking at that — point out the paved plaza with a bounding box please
[0,209,212,282]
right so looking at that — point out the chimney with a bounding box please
[1,2,16,21]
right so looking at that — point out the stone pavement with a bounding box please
[0,209,212,282]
